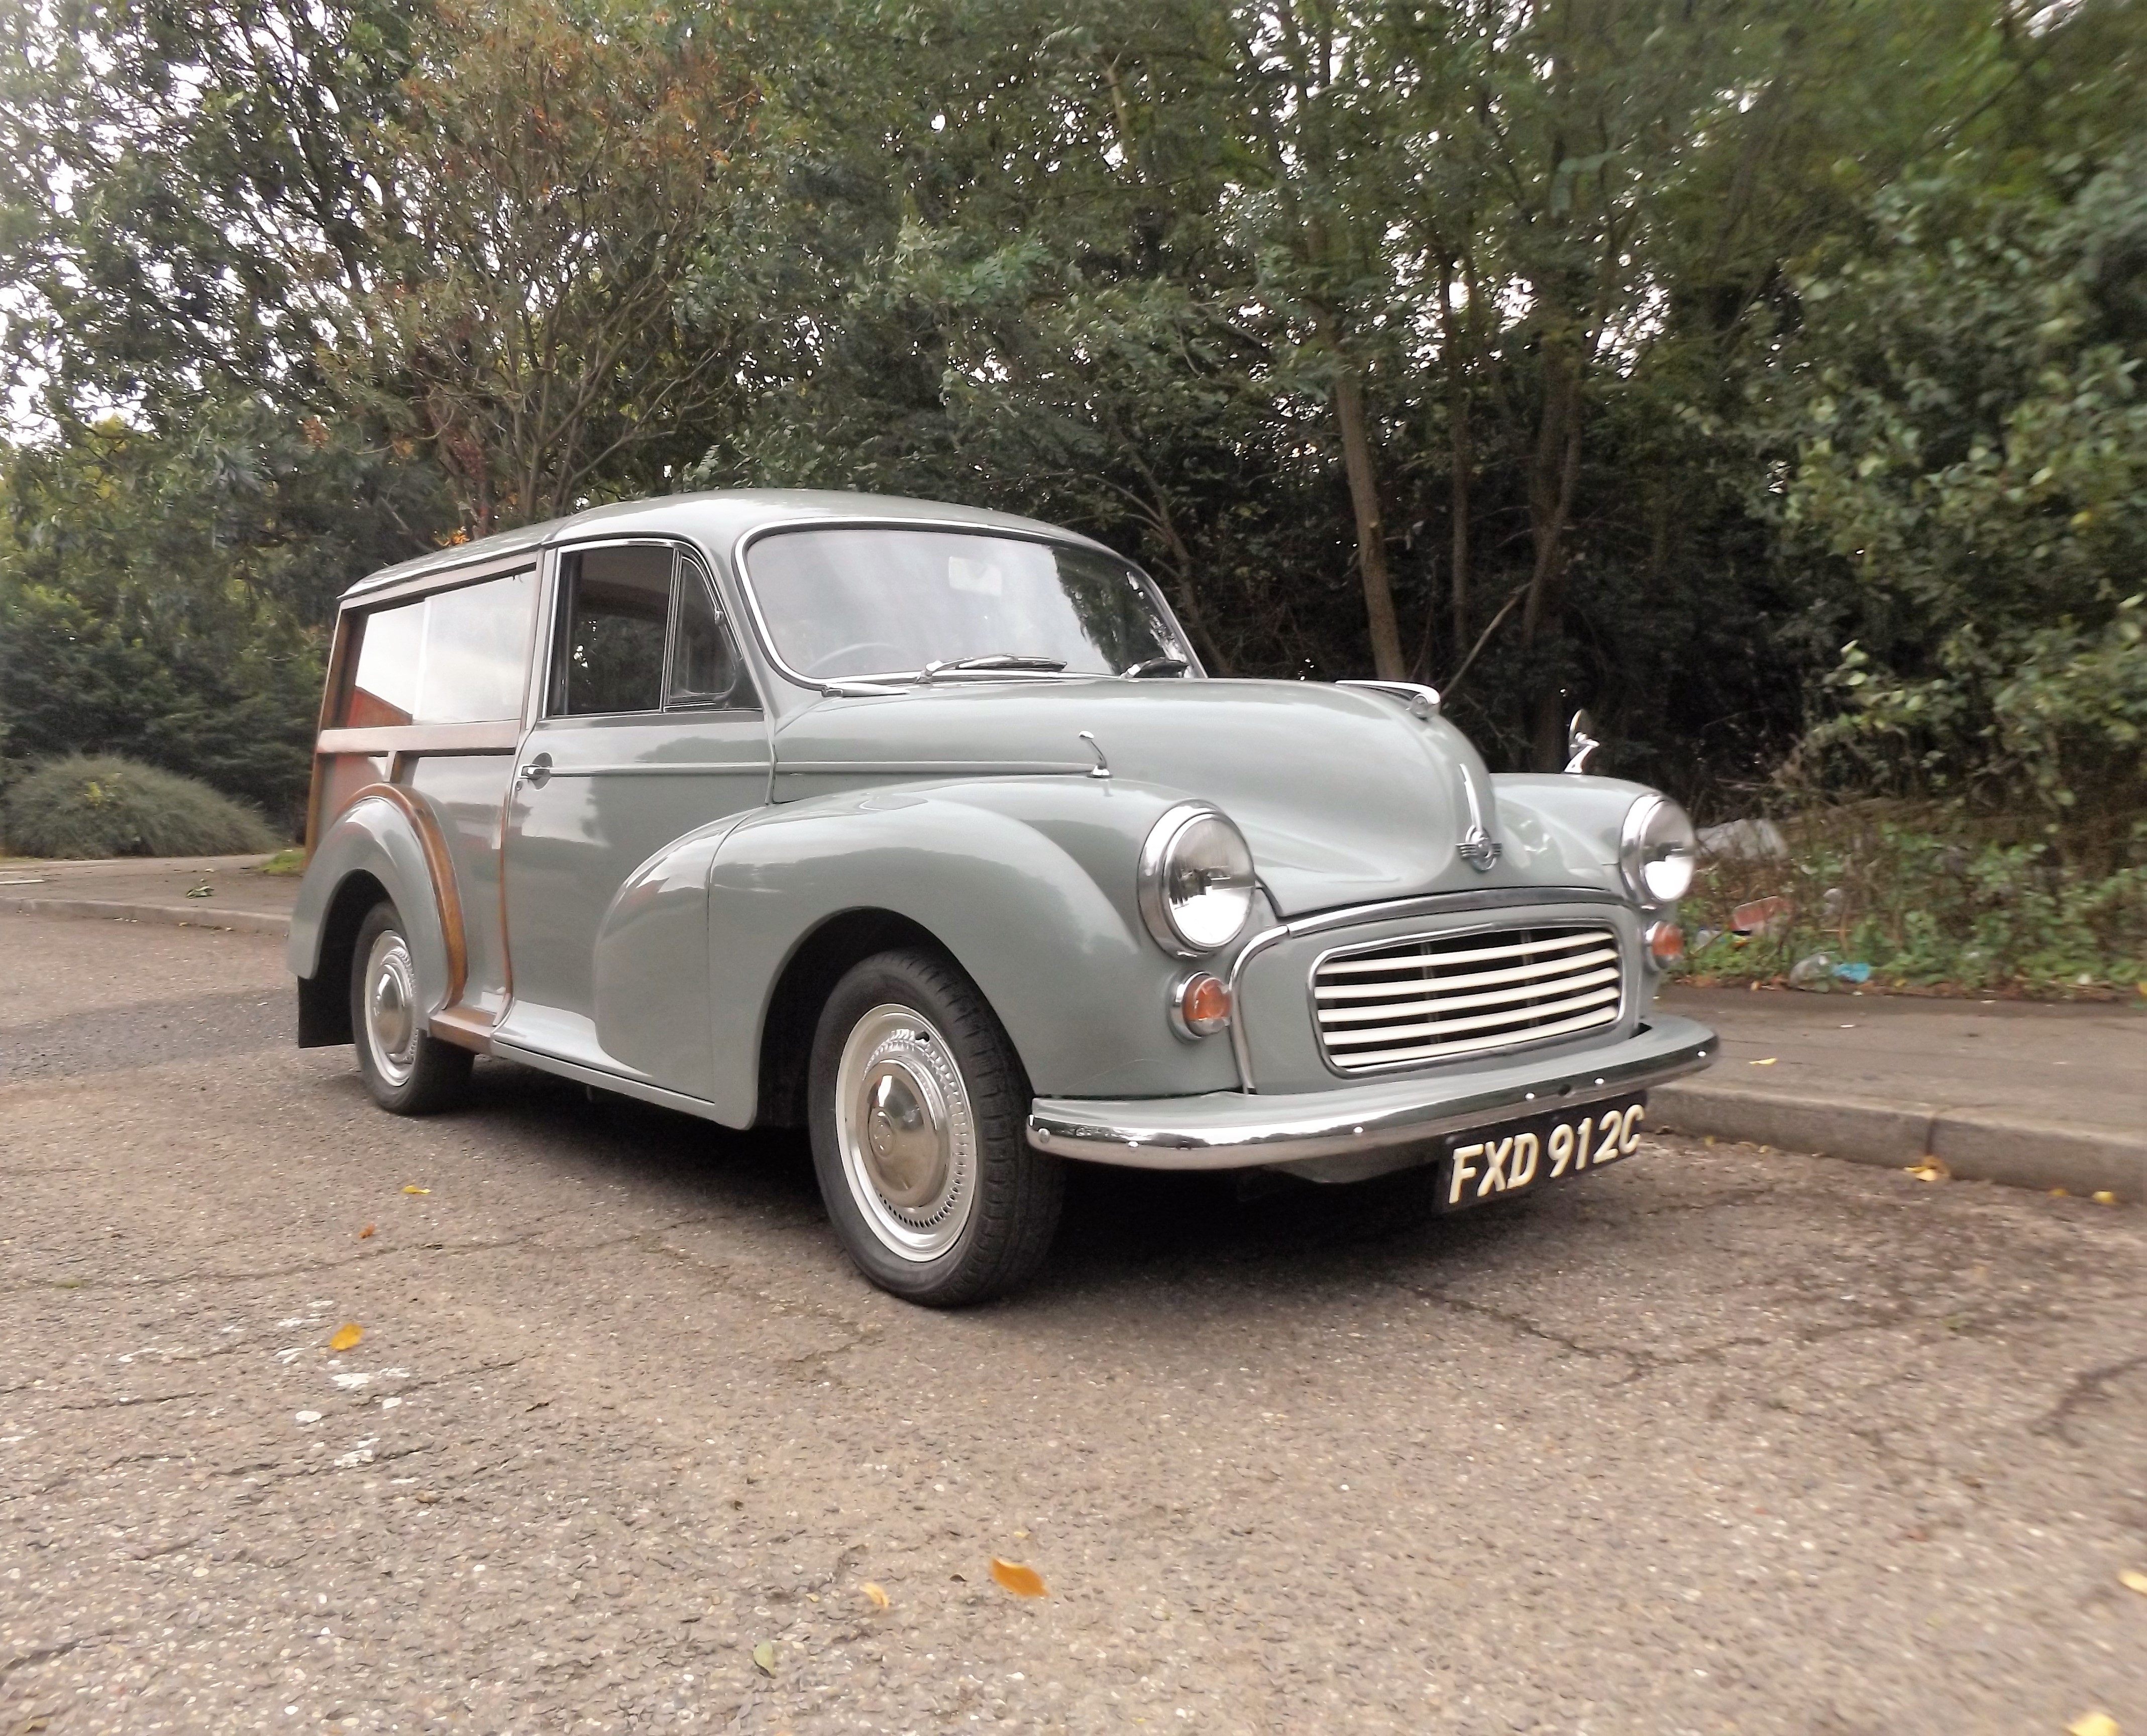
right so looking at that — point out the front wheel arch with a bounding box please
[754,908,947,1131]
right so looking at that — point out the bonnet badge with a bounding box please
[1457,767,1500,872]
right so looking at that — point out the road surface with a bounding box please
[3,911,2142,1733]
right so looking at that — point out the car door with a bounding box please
[498,539,770,1076]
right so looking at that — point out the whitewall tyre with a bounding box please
[808,949,1063,1306]
[350,900,473,1115]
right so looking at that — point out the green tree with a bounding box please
[335,0,766,534]
[0,409,456,827]
[1771,144,2147,850]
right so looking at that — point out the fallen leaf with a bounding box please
[1905,1156,1950,1184]
[1750,1057,1778,1066]
[2093,1191,2119,1206]
[862,1581,890,1610]
[2050,1188,2070,1198]
[402,1184,430,1196]
[2066,1712,2118,1736]
[328,1323,364,1352]
[2118,1568,2147,1596]
[752,1640,777,1676]
[990,1557,1048,1598]
[358,1224,377,1239]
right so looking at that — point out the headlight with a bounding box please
[1621,794,1697,907]
[1138,803,1256,955]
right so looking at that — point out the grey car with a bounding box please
[290,490,1715,1304]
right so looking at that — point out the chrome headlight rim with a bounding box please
[1620,793,1698,910]
[1137,801,1256,957]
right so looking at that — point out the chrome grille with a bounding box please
[1312,924,1624,1073]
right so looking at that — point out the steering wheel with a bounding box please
[800,641,911,677]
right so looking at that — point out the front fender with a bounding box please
[288,791,457,1021]
[1489,774,1656,894]
[698,777,1246,1124]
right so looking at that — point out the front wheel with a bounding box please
[808,949,1063,1306]
[350,900,473,1115]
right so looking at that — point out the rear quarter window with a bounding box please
[341,570,537,726]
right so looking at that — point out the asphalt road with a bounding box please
[3,911,2144,1735]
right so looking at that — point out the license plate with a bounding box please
[1438,1095,1648,1211]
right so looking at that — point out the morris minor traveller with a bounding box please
[292,491,1716,1304]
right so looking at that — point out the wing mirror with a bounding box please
[1564,709,1601,775]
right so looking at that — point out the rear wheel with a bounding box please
[808,949,1062,1306]
[351,900,473,1115]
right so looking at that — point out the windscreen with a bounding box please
[743,528,1188,681]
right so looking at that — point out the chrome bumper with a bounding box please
[1026,1014,1715,1175]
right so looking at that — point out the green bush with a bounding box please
[0,754,281,858]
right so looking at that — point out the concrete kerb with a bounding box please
[1651,1080,2143,1204]
[5,894,2137,1204]
[0,894,291,937]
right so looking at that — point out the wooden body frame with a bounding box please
[303,549,546,1055]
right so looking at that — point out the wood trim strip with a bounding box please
[317,723,523,756]
[304,616,366,856]
[347,782,469,1009]
[427,1005,496,1056]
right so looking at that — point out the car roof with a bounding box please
[340,489,1121,601]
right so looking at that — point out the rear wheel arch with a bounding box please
[297,869,391,1048]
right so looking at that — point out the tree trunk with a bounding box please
[1331,361,1406,680]
[1134,464,1230,675]
[1522,332,1584,769]
[1438,257,1471,668]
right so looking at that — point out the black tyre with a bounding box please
[350,900,474,1115]
[808,948,1063,1306]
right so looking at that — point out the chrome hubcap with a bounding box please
[363,929,420,1088]
[834,1005,975,1262]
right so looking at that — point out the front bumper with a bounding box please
[1027,1013,1715,1176]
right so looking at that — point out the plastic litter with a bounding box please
[1788,951,1835,989]
[1731,895,1794,937]
[1698,818,1789,862]
[1831,961,1873,985]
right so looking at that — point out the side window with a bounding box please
[667,558,756,710]
[341,570,535,726]
[554,547,671,715]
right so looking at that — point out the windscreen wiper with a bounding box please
[1122,656,1191,679]
[918,654,1069,682]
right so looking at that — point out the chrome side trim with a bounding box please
[1026,1014,1715,1170]
[773,758,1095,778]
[526,761,775,779]
[1220,885,1626,1093]
[491,1037,729,1123]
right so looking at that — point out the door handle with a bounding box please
[517,752,553,789]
